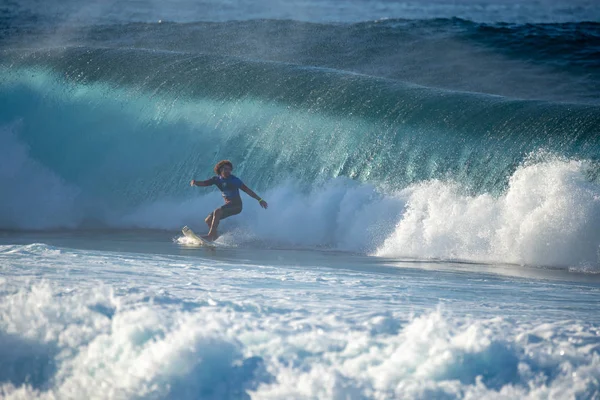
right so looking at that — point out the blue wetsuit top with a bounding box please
[210,175,244,203]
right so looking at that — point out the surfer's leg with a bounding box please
[206,208,222,240]
[204,203,242,241]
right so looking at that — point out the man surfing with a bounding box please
[190,160,268,241]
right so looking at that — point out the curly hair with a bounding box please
[214,160,233,175]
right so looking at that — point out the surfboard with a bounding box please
[181,226,216,248]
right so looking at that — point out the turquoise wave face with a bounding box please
[1,48,600,229]
[3,48,600,188]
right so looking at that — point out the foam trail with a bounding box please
[125,178,405,252]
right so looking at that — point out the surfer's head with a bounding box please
[214,160,233,177]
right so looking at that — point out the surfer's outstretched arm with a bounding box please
[241,184,268,209]
[190,179,213,187]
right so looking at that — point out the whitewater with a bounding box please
[1,0,600,399]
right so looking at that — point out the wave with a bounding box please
[1,48,599,268]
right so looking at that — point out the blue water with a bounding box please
[1,0,600,398]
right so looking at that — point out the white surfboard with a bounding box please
[181,226,216,248]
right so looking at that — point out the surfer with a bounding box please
[190,160,268,241]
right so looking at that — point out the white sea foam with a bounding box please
[0,277,598,400]
[376,157,600,269]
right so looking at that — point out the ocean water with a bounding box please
[1,0,600,399]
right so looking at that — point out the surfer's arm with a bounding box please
[241,184,268,209]
[190,179,214,187]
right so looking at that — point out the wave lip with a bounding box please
[3,17,600,102]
